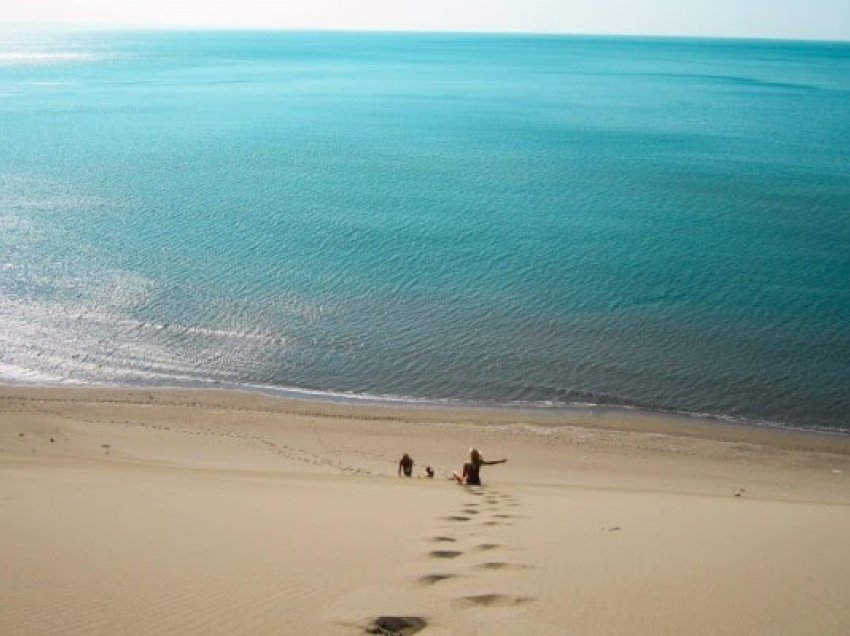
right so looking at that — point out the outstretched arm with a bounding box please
[481,459,507,466]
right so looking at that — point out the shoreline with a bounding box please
[2,383,849,454]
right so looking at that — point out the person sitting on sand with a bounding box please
[452,447,507,486]
[398,452,414,477]
[424,465,434,478]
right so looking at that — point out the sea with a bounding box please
[1,31,849,433]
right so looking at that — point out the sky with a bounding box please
[2,0,849,41]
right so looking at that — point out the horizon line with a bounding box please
[2,24,849,45]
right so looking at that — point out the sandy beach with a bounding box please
[1,386,849,635]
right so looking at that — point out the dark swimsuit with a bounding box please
[463,462,481,486]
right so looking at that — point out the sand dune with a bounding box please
[1,387,849,635]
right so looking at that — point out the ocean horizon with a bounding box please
[1,31,849,433]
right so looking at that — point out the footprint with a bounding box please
[417,573,458,586]
[441,516,471,522]
[364,615,427,635]
[472,562,533,572]
[474,543,501,551]
[457,594,535,608]
[462,509,480,515]
[430,536,456,543]
[429,550,462,559]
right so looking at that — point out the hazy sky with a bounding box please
[2,0,850,41]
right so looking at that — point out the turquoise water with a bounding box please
[1,31,849,431]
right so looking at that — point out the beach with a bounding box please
[3,27,850,636]
[2,386,849,635]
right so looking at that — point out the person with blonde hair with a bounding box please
[452,447,506,486]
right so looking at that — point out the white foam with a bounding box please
[0,361,67,384]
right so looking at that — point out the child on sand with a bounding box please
[452,447,507,486]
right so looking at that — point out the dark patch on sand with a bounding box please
[473,562,533,571]
[364,616,427,635]
[474,543,501,551]
[418,573,458,585]
[429,550,462,559]
[458,594,535,607]
[431,536,456,543]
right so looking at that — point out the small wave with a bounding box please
[223,384,848,437]
[181,325,286,345]
[0,194,109,210]
[8,365,847,438]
